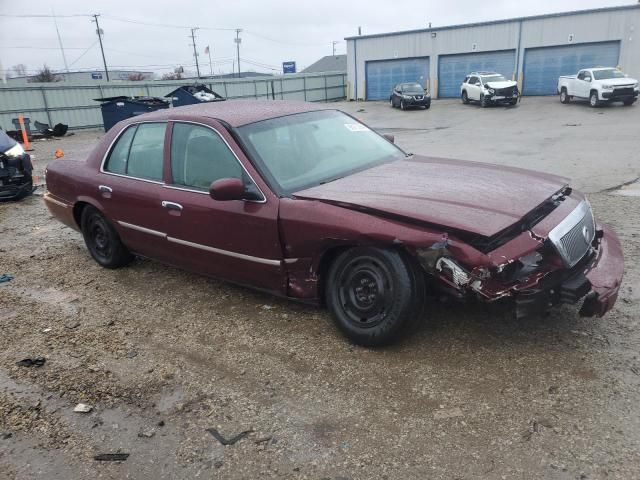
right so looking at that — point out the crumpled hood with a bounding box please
[294,156,569,238]
[485,80,518,89]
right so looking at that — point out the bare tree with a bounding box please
[128,72,147,81]
[161,72,184,80]
[11,64,27,77]
[29,65,61,83]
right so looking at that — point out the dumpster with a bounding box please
[94,96,170,132]
[165,85,225,108]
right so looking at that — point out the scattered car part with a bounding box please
[0,274,14,283]
[206,428,253,446]
[16,357,46,367]
[73,403,93,413]
[94,453,129,462]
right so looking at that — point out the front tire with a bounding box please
[480,94,488,108]
[81,205,133,269]
[389,97,394,108]
[560,88,570,104]
[461,91,469,104]
[623,99,634,106]
[325,247,425,347]
[589,91,600,108]
[400,100,406,111]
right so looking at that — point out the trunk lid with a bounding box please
[294,156,569,237]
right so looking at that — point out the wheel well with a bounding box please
[561,86,567,92]
[590,89,598,96]
[72,201,90,228]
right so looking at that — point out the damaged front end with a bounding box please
[414,198,624,319]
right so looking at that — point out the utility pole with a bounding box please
[91,14,109,81]
[190,28,201,78]
[332,41,338,56]
[234,29,242,78]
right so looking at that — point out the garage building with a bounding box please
[345,4,640,100]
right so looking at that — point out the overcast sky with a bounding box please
[0,0,632,77]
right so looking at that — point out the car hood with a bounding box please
[596,77,638,87]
[485,80,518,89]
[293,156,569,238]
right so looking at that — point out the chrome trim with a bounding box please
[284,258,300,264]
[168,120,267,204]
[98,185,113,193]
[117,221,166,238]
[548,200,595,267]
[43,194,68,208]
[162,184,210,195]
[161,200,183,211]
[167,236,281,266]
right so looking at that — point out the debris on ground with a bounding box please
[126,351,138,358]
[254,436,272,444]
[0,274,14,284]
[206,428,253,446]
[138,428,155,438]
[1,432,12,440]
[73,403,93,413]
[65,321,80,329]
[433,407,463,420]
[15,357,46,367]
[93,453,129,462]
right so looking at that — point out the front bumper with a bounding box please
[486,94,519,104]
[515,223,624,318]
[601,89,639,101]
[402,97,431,107]
[0,174,33,200]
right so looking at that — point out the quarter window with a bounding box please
[170,123,243,190]
[104,122,166,181]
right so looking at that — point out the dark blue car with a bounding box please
[0,130,33,200]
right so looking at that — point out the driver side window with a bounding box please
[577,71,585,80]
[469,76,479,85]
[170,123,242,190]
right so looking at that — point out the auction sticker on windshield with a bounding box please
[344,123,370,132]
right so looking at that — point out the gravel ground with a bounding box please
[1,99,639,479]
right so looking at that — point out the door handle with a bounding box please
[161,201,183,211]
[98,185,112,193]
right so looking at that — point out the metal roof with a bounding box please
[138,99,331,127]
[345,4,640,41]
[302,55,347,73]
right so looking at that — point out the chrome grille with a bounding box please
[548,201,595,267]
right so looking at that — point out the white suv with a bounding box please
[460,72,519,107]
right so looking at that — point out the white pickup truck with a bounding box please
[557,67,639,107]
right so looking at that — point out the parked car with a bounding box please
[390,83,431,110]
[557,67,639,107]
[44,100,623,346]
[460,72,519,107]
[0,129,33,200]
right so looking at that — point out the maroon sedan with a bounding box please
[44,100,624,346]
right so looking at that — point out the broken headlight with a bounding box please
[496,251,543,283]
[3,142,25,158]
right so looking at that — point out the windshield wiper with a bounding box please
[319,175,345,185]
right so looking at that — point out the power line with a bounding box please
[101,15,236,31]
[68,41,99,68]
[0,13,91,18]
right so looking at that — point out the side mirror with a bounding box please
[209,177,245,201]
[383,133,395,144]
[584,76,592,82]
[475,82,482,86]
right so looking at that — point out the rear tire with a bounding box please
[461,91,469,104]
[589,91,600,108]
[325,247,426,347]
[81,205,133,269]
[560,88,570,104]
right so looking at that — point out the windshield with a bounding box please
[237,110,406,194]
[401,83,424,93]
[481,75,506,83]
[592,69,625,80]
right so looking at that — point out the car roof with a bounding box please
[470,71,500,76]
[137,99,332,128]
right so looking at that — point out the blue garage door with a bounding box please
[365,57,430,100]
[438,50,516,98]
[523,42,620,95]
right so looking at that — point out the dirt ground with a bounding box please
[1,99,639,479]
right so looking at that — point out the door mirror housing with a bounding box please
[475,81,482,86]
[383,133,395,144]
[209,177,245,201]
[584,76,592,82]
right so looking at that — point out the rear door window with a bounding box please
[104,125,136,175]
[126,123,166,181]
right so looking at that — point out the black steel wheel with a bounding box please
[81,205,132,268]
[326,247,425,346]
[461,90,469,104]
